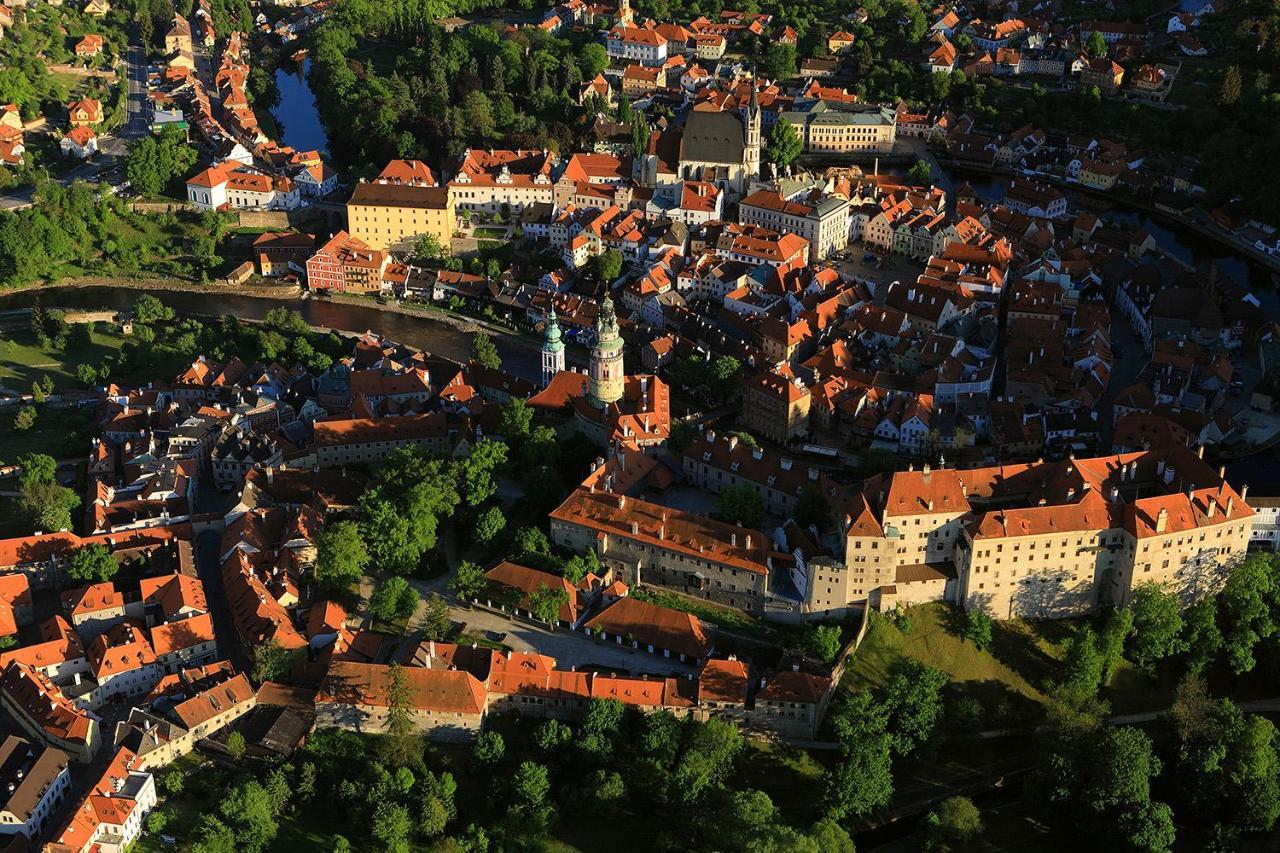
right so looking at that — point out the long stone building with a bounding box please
[801,446,1253,620]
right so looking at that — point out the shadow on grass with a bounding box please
[987,620,1067,692]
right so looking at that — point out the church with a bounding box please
[529,296,671,451]
[634,86,763,198]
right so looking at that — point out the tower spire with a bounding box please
[588,295,624,408]
[541,307,565,388]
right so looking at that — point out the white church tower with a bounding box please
[541,309,566,388]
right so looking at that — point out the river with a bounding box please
[0,286,548,382]
[270,59,329,155]
[937,168,1270,291]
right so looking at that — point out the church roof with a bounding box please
[680,110,746,166]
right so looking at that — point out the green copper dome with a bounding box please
[544,308,564,352]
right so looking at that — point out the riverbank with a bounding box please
[4,276,305,300]
[0,282,574,383]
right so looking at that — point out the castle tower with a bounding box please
[617,0,633,26]
[541,308,565,388]
[744,80,762,180]
[588,295,625,408]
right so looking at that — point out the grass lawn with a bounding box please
[843,604,1047,704]
[0,406,97,466]
[472,226,509,239]
[0,328,125,389]
[844,603,1183,719]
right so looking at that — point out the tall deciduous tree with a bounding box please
[766,117,803,167]
[315,520,369,595]
[1127,583,1184,669]
[470,331,501,370]
[66,544,117,583]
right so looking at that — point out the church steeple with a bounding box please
[541,308,565,388]
[588,295,624,408]
[744,73,762,180]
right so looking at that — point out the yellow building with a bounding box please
[346,182,454,252]
[798,447,1253,620]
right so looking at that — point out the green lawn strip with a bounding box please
[843,604,1045,703]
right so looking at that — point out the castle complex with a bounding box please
[809,445,1253,619]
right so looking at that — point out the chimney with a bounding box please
[1207,497,1216,517]
[731,533,737,547]
[1198,445,1205,459]
[1227,496,1234,516]
[1242,484,1249,501]
[1155,507,1168,533]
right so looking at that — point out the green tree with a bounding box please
[534,719,572,752]
[1218,553,1279,674]
[511,525,551,560]
[528,582,569,626]
[881,661,948,755]
[456,439,508,508]
[906,159,933,186]
[1182,596,1223,674]
[252,638,291,683]
[1175,697,1280,834]
[766,117,803,167]
[579,43,609,78]
[421,593,451,641]
[808,819,856,852]
[148,810,171,833]
[126,126,197,197]
[1040,723,1173,850]
[226,730,246,761]
[717,483,766,529]
[450,560,488,601]
[472,505,506,544]
[473,730,505,764]
[1059,626,1105,702]
[589,249,624,283]
[763,43,798,79]
[925,796,983,847]
[382,662,419,767]
[1128,583,1184,670]
[370,577,419,623]
[802,623,842,663]
[583,697,625,737]
[511,761,551,812]
[217,779,280,853]
[1098,606,1133,686]
[133,294,174,324]
[371,801,413,853]
[499,398,533,441]
[67,544,117,583]
[825,692,894,818]
[17,453,56,490]
[315,520,369,595]
[562,550,601,585]
[470,332,501,370]
[13,406,36,431]
[1085,30,1107,59]
[414,232,446,262]
[963,608,993,650]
